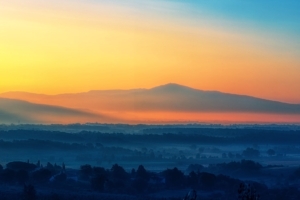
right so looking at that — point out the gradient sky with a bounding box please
[1,0,300,103]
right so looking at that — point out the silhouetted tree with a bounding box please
[187,171,198,187]
[132,177,148,193]
[93,166,107,176]
[290,166,300,180]
[242,148,260,158]
[105,164,129,193]
[131,168,136,177]
[32,169,52,183]
[16,170,29,184]
[228,152,235,159]
[54,172,67,182]
[215,160,262,173]
[46,162,54,169]
[91,174,107,191]
[184,189,197,200]
[62,162,65,172]
[267,149,275,156]
[6,161,36,172]
[23,184,36,200]
[240,160,262,172]
[186,164,204,173]
[111,164,128,180]
[45,162,61,174]
[80,164,93,180]
[199,172,216,189]
[136,165,149,180]
[238,183,260,200]
[48,193,60,200]
[36,160,40,168]
[132,165,149,193]
[163,167,185,188]
[1,168,15,183]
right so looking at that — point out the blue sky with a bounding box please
[87,0,300,30]
[89,0,300,41]
[1,0,300,102]
[173,1,300,36]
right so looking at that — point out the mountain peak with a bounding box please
[150,83,196,92]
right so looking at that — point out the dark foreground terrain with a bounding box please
[1,160,300,200]
[0,124,300,199]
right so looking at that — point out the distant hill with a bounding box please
[0,98,113,124]
[1,83,300,114]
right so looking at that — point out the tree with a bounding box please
[23,184,36,200]
[184,189,197,200]
[242,148,260,158]
[238,183,260,200]
[132,177,148,193]
[240,160,262,172]
[93,166,107,176]
[54,172,67,182]
[136,165,148,180]
[91,174,107,191]
[187,171,198,187]
[131,168,136,177]
[267,149,275,156]
[16,170,29,184]
[1,168,15,183]
[199,172,216,189]
[218,160,262,173]
[228,152,235,159]
[90,167,108,191]
[132,165,149,193]
[163,167,185,188]
[222,153,227,158]
[32,169,52,183]
[80,164,93,180]
[111,164,128,180]
[290,166,300,180]
[105,164,129,193]
[45,162,61,174]
[36,160,40,168]
[6,161,36,172]
[186,164,204,173]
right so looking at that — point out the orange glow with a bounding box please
[111,112,300,124]
[1,1,300,104]
[1,1,300,124]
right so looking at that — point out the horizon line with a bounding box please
[1,82,300,105]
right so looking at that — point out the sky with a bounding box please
[1,0,300,106]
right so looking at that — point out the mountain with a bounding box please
[0,98,114,124]
[141,83,300,114]
[1,83,300,115]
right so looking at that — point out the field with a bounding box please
[0,124,300,199]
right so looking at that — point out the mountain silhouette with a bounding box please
[0,98,113,124]
[137,83,300,114]
[1,83,300,115]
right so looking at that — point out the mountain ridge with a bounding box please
[1,83,300,116]
[0,97,113,124]
[1,83,298,105]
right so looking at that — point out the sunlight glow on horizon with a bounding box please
[1,0,300,104]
